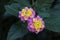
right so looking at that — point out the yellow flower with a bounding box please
[33,18,42,31]
[27,16,45,34]
[19,7,35,21]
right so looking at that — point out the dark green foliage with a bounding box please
[45,4,60,32]
[3,0,60,40]
[35,0,54,9]
[7,24,28,40]
[5,3,20,17]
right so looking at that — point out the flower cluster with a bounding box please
[19,7,45,34]
[19,7,35,22]
[27,16,44,34]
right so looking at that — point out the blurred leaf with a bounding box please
[3,12,13,19]
[7,24,28,40]
[35,0,54,9]
[38,12,50,18]
[5,0,31,17]
[9,0,31,9]
[34,0,53,18]
[45,4,60,32]
[5,3,20,17]
[16,20,28,27]
[35,8,50,18]
[13,0,31,7]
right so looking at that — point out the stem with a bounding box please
[32,0,34,6]
[32,0,35,9]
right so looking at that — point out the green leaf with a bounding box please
[13,0,31,7]
[38,12,50,18]
[35,8,50,18]
[7,24,28,40]
[5,0,31,17]
[35,0,54,9]
[34,0,53,18]
[16,20,28,27]
[9,0,31,9]
[45,4,60,32]
[5,3,20,17]
[2,12,12,20]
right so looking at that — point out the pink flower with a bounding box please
[27,16,45,34]
[19,7,35,22]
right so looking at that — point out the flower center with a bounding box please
[32,18,42,31]
[21,9,32,18]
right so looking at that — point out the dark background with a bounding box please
[0,0,60,40]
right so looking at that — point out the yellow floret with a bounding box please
[21,9,26,16]
[33,18,42,31]
[26,9,32,16]
[21,9,32,17]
